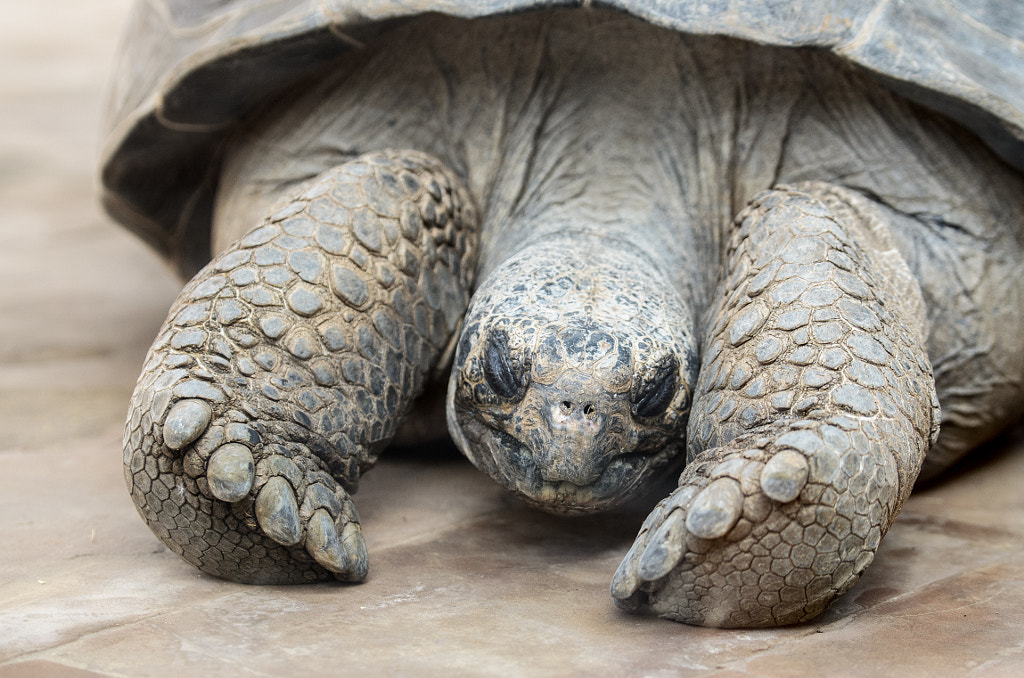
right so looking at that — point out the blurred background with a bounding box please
[1,1,177,451]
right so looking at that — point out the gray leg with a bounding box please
[612,183,939,626]
[124,150,477,583]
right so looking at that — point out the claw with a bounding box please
[340,521,369,581]
[305,508,351,573]
[760,449,809,502]
[255,476,302,545]
[637,509,688,582]
[206,443,255,502]
[610,531,647,601]
[163,399,212,450]
[304,505,368,581]
[685,478,743,539]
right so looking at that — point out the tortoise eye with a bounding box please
[483,329,527,400]
[631,355,678,418]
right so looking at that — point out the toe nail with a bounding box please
[611,543,649,608]
[637,509,687,581]
[340,522,368,581]
[306,508,368,581]
[255,477,302,545]
[207,443,254,502]
[760,449,809,502]
[685,478,744,539]
[611,565,639,603]
[611,530,649,599]
[611,588,648,612]
[163,399,212,450]
[306,509,349,573]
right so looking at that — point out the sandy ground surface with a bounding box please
[1,2,1023,676]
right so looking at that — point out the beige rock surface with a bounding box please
[1,2,1022,676]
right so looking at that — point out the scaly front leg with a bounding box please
[124,151,477,583]
[612,183,939,627]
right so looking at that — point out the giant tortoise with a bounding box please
[101,0,1024,627]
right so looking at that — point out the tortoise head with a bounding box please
[447,237,698,514]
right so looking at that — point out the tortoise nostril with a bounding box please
[557,400,598,418]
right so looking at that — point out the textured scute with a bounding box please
[101,0,1024,275]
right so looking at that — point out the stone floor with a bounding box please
[1,2,1023,676]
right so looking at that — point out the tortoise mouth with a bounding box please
[512,461,655,515]
[451,417,663,514]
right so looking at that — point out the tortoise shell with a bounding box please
[101,0,1024,277]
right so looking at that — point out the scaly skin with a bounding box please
[610,184,939,626]
[124,151,477,582]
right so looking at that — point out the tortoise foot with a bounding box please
[123,150,476,583]
[613,184,940,626]
[124,295,371,583]
[612,427,893,627]
[127,364,369,583]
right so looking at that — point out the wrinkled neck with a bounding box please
[476,163,713,318]
[463,13,737,309]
